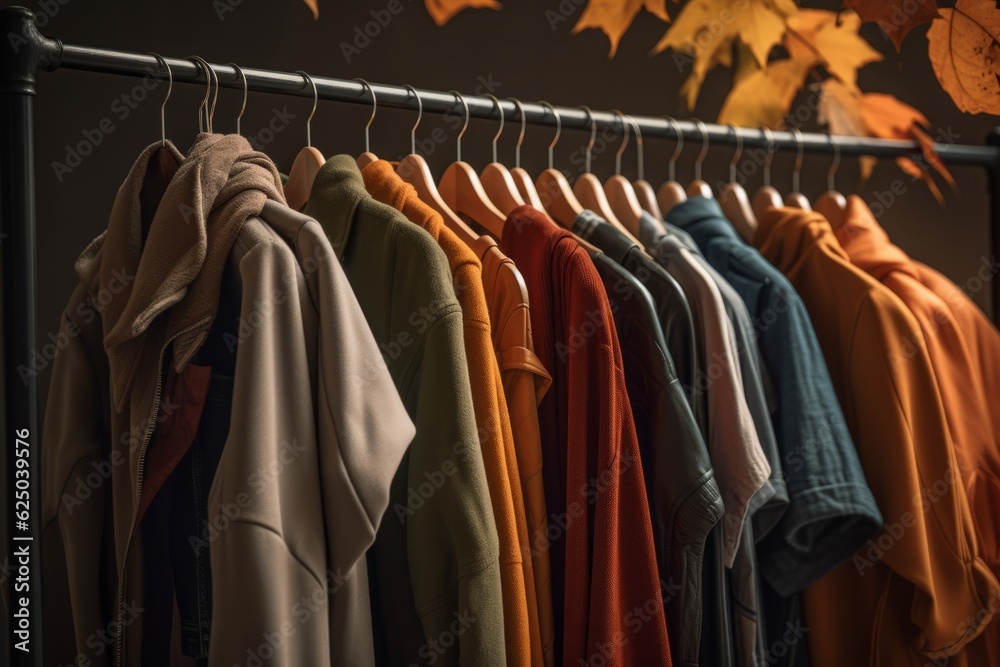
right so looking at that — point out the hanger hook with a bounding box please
[486,94,503,164]
[354,78,377,153]
[226,63,247,136]
[539,101,561,171]
[509,97,526,169]
[612,109,630,177]
[187,56,214,133]
[578,105,596,174]
[827,134,840,192]
[449,90,469,163]
[694,119,709,181]
[629,115,644,181]
[791,126,804,193]
[727,124,743,183]
[295,70,318,148]
[404,84,422,155]
[762,126,775,187]
[148,53,171,146]
[664,115,684,183]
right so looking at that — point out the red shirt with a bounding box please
[500,206,671,667]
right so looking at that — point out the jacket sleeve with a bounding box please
[405,309,506,667]
[309,223,416,666]
[40,298,112,667]
[849,290,999,659]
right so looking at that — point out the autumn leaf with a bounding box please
[718,57,816,127]
[425,0,502,26]
[653,0,793,108]
[574,0,670,56]
[927,0,1000,114]
[785,10,882,90]
[302,0,318,19]
[843,0,940,51]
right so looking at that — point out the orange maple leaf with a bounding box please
[843,0,940,52]
[718,57,816,127]
[575,0,670,56]
[927,0,1000,115]
[425,0,502,26]
[302,0,318,19]
[785,10,882,91]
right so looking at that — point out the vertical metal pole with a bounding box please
[0,7,53,667]
[989,128,1000,324]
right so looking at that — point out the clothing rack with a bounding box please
[1,6,999,665]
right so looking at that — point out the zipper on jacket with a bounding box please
[115,318,209,667]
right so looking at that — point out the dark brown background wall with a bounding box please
[4,0,998,408]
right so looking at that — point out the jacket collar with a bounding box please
[754,205,846,267]
[572,209,638,265]
[76,134,284,411]
[303,154,368,260]
[834,196,916,282]
[637,210,666,249]
[666,196,737,243]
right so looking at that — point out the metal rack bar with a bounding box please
[43,44,1000,168]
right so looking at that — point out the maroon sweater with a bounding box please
[500,206,672,667]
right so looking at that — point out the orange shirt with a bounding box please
[754,206,1000,667]
[835,197,1000,664]
[471,233,555,667]
[362,161,532,666]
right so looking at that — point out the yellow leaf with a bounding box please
[424,0,502,26]
[786,10,882,90]
[818,80,866,137]
[302,0,318,19]
[718,57,815,127]
[739,1,787,66]
[858,156,877,189]
[927,0,1000,114]
[733,40,762,86]
[574,0,670,56]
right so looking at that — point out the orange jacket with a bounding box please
[754,206,999,667]
[471,234,556,667]
[363,161,532,666]
[835,197,1000,664]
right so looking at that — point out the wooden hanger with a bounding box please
[814,136,848,229]
[626,114,662,220]
[752,126,784,221]
[354,78,379,169]
[657,115,686,223]
[534,101,582,228]
[438,91,506,238]
[718,124,759,242]
[479,94,525,216]
[603,110,644,239]
[284,70,326,212]
[571,105,634,238]
[505,97,545,210]
[395,85,480,246]
[784,127,812,210]
[688,119,714,199]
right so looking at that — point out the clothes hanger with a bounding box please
[479,94,525,216]
[507,97,545,210]
[784,127,811,210]
[355,78,379,169]
[394,85,480,245]
[752,126,784,219]
[814,135,848,229]
[225,63,247,136]
[657,115,687,219]
[572,105,631,235]
[718,124,759,242]
[626,115,663,220]
[603,110,645,239]
[687,119,714,199]
[284,70,326,211]
[534,101,583,228]
[438,90,506,238]
[143,53,182,240]
[187,56,217,135]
